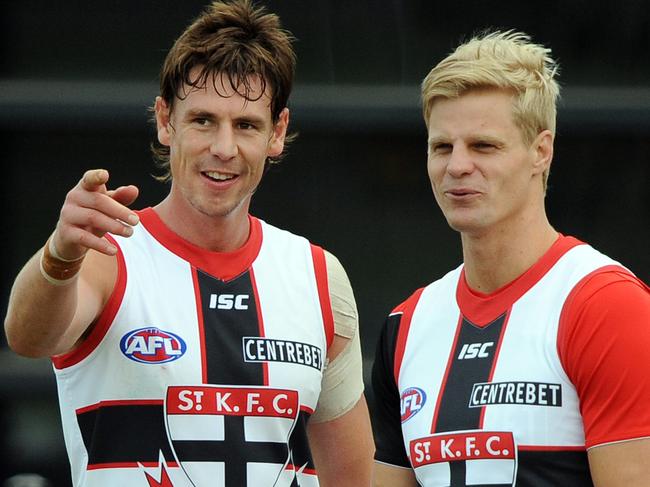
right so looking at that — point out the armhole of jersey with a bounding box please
[310,244,335,350]
[393,287,425,385]
[556,264,629,378]
[51,234,127,370]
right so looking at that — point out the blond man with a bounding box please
[371,31,650,486]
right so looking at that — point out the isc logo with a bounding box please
[458,342,494,360]
[209,293,249,310]
[400,387,427,423]
[120,327,187,364]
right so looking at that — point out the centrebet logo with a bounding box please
[165,385,303,486]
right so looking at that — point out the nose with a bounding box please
[209,126,238,161]
[446,145,474,177]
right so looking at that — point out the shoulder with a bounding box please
[322,249,357,339]
[559,265,650,382]
[562,267,649,324]
[557,267,650,447]
[390,287,428,316]
[257,218,309,244]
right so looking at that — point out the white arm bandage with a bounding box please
[310,251,365,423]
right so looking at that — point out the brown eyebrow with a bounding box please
[184,109,215,120]
[183,109,269,128]
[234,114,268,126]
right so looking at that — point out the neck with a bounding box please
[154,196,251,252]
[461,214,558,294]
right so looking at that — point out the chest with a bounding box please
[396,277,587,485]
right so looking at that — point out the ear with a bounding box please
[267,108,290,158]
[155,96,172,146]
[531,129,554,176]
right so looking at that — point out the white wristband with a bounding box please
[49,236,85,262]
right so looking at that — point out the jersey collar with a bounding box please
[457,234,584,326]
[137,207,263,281]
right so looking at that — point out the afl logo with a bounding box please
[400,387,426,423]
[120,327,187,364]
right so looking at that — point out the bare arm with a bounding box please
[305,252,373,484]
[307,391,374,486]
[588,438,650,486]
[373,462,418,487]
[4,169,139,357]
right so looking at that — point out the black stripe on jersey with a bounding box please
[433,313,507,486]
[196,269,264,385]
[370,313,411,467]
[168,409,315,485]
[77,403,174,466]
[517,450,593,485]
[77,403,315,476]
[434,313,506,432]
[289,410,315,471]
[172,414,289,485]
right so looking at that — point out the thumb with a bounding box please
[80,169,110,193]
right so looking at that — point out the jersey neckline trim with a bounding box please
[138,207,263,281]
[456,234,584,326]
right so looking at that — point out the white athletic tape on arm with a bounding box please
[311,320,364,423]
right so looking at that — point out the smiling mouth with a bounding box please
[203,171,237,182]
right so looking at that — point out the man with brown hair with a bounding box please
[4,1,373,485]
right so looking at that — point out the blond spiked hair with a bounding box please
[422,30,560,190]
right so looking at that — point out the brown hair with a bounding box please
[152,0,296,181]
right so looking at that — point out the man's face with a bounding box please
[155,69,288,222]
[426,88,551,237]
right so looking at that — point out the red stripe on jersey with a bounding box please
[52,234,127,369]
[137,208,263,282]
[300,404,315,415]
[191,266,209,384]
[76,399,164,415]
[285,464,317,475]
[249,267,269,386]
[457,235,583,326]
[393,287,425,384]
[310,245,335,349]
[429,313,464,433]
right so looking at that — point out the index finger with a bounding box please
[80,169,110,191]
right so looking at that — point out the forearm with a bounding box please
[308,396,374,486]
[5,249,81,357]
[5,169,138,358]
[588,438,650,486]
[373,462,418,487]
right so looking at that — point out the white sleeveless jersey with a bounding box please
[374,238,624,486]
[52,209,332,487]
